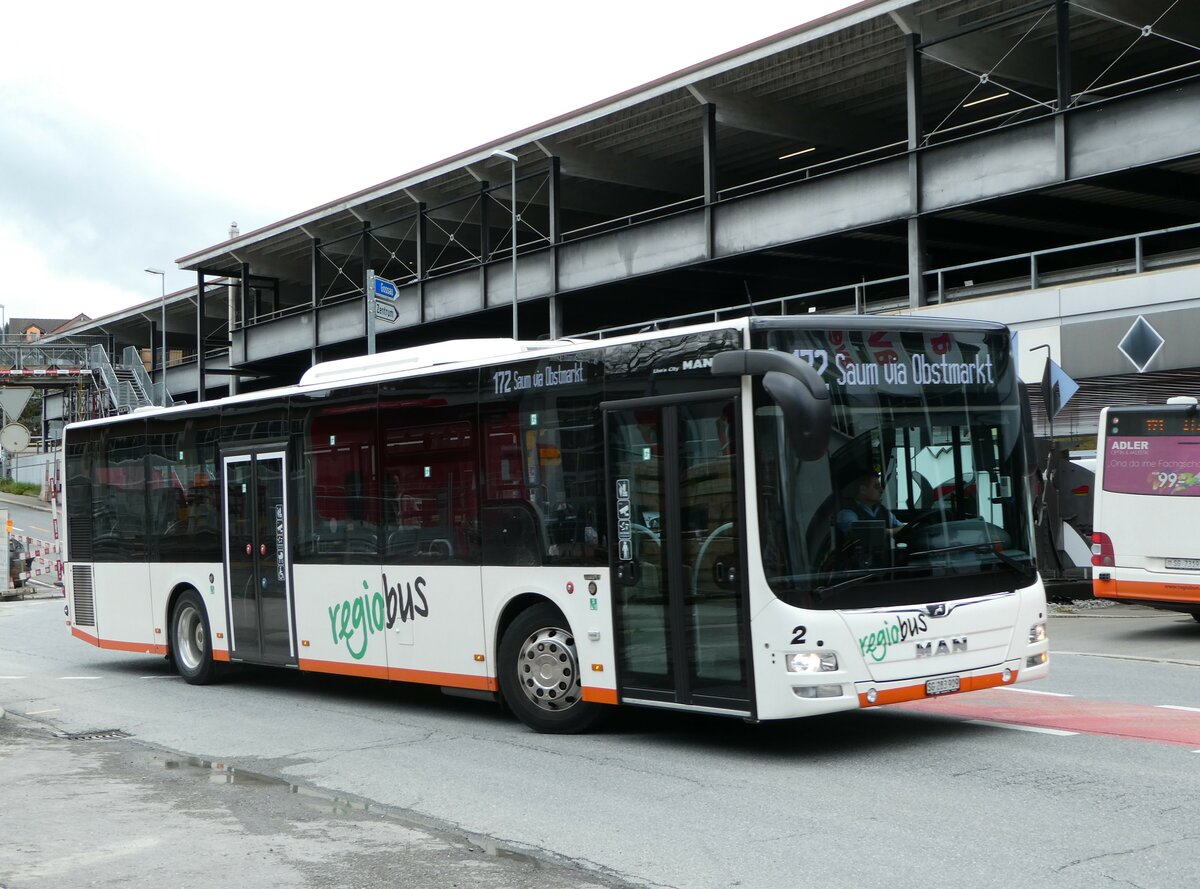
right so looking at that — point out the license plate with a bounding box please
[1165,558,1200,570]
[925,676,961,696]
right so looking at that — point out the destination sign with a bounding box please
[490,361,588,395]
[758,328,1009,395]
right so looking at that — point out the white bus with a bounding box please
[63,316,1049,732]
[1092,397,1200,618]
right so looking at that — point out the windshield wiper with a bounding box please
[813,571,879,600]
[908,542,1032,574]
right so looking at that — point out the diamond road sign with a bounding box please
[1040,358,1079,421]
[1118,315,1164,373]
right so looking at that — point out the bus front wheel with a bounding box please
[170,590,219,685]
[499,604,602,734]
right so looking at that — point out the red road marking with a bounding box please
[896,689,1200,748]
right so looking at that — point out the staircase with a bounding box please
[87,345,171,414]
[112,365,150,409]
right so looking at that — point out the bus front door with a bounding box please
[222,451,296,665]
[605,395,752,716]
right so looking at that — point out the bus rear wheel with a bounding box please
[170,590,219,685]
[499,604,602,734]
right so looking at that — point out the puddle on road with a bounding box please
[164,757,286,788]
[157,756,536,864]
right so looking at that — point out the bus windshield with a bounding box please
[752,324,1036,610]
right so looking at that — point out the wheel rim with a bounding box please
[516,625,581,712]
[175,603,206,672]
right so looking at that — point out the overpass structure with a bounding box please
[0,339,166,443]
[40,0,1200,441]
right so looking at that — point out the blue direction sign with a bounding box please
[372,276,398,300]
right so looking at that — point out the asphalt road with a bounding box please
[3,595,1199,889]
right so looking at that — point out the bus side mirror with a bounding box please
[712,350,832,461]
[763,370,831,461]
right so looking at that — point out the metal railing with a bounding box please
[579,219,1200,340]
[927,219,1200,304]
[0,340,97,370]
[121,346,171,408]
[86,345,145,414]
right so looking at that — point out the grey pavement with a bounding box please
[0,491,51,512]
[0,583,61,602]
[1049,598,1189,618]
[0,709,630,889]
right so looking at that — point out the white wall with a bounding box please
[4,451,56,488]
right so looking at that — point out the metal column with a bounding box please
[906,32,928,308]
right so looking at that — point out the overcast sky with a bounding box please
[0,0,853,327]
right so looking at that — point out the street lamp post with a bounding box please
[145,268,166,405]
[490,149,519,340]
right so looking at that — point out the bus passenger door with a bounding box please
[222,451,297,665]
[605,395,752,716]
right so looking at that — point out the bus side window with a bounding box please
[481,371,605,566]
[481,501,544,567]
[294,392,381,563]
[380,391,479,566]
[94,429,148,562]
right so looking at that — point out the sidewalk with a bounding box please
[0,489,53,512]
[0,580,62,601]
[1049,598,1181,618]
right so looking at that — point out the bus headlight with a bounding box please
[786,652,838,673]
[1028,622,1047,644]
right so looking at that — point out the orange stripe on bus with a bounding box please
[388,668,497,691]
[298,658,390,680]
[71,626,101,647]
[297,657,497,690]
[1094,578,1200,604]
[857,670,1014,708]
[66,637,607,700]
[70,626,166,656]
[582,687,619,705]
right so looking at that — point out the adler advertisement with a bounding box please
[1102,436,1200,497]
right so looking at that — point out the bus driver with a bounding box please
[837,472,905,536]
[835,472,905,570]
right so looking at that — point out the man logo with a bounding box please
[681,358,713,371]
[916,637,967,657]
[924,603,948,617]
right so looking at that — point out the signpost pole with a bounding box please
[366,269,377,356]
[1,508,9,593]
